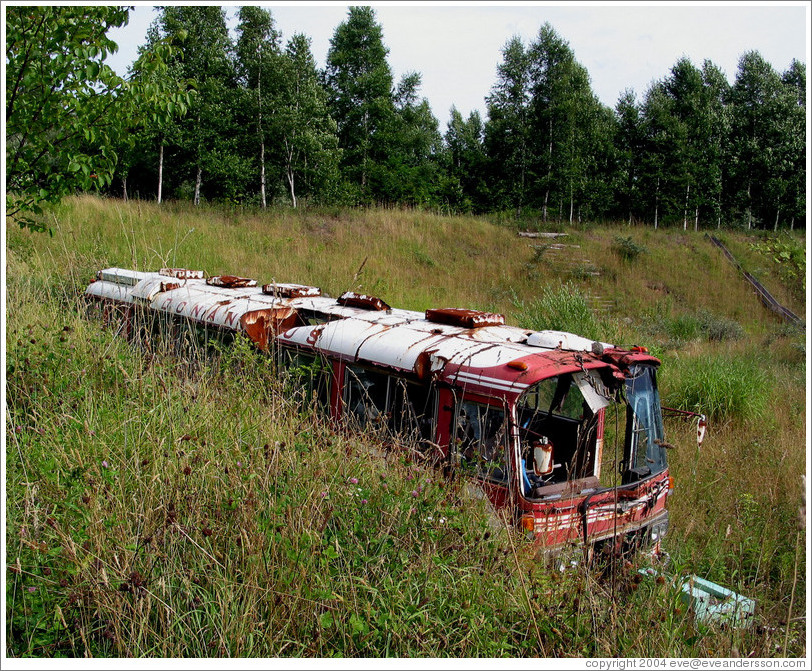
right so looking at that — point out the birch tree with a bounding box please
[236,6,281,208]
[276,34,340,207]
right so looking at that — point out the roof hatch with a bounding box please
[206,275,257,289]
[425,308,505,329]
[262,283,321,298]
[337,291,390,311]
[160,268,205,280]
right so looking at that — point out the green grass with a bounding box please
[5,196,806,658]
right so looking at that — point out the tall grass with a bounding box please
[512,282,610,342]
[661,353,770,423]
[5,196,806,658]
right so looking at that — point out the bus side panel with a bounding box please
[329,359,344,422]
[434,386,455,457]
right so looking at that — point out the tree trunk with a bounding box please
[694,206,699,232]
[747,181,752,230]
[258,60,266,209]
[654,177,659,230]
[260,139,267,209]
[543,126,553,222]
[683,183,690,231]
[569,186,574,224]
[122,174,128,203]
[287,169,297,209]
[194,165,202,206]
[774,208,780,231]
[157,143,164,204]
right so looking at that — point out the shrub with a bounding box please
[612,235,647,263]
[643,307,744,347]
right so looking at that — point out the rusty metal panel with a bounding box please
[241,307,301,350]
[354,328,448,373]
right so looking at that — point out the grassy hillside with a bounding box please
[6,196,806,658]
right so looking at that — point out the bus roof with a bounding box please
[87,268,659,399]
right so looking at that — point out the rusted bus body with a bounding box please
[86,267,672,553]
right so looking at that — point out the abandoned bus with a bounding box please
[86,266,678,554]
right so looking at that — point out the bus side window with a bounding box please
[282,349,332,410]
[389,378,436,444]
[343,365,390,430]
[455,400,507,484]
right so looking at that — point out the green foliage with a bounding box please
[661,353,769,423]
[749,235,806,294]
[274,33,342,207]
[5,6,189,231]
[9,7,803,229]
[611,235,648,262]
[5,6,129,231]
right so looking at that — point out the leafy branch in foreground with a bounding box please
[5,6,191,233]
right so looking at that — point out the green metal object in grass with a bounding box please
[680,575,756,629]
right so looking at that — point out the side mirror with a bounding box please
[697,415,707,447]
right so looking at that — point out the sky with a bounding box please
[102,2,809,130]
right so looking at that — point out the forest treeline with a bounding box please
[6,6,807,230]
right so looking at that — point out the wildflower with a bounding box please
[101,460,109,469]
[15,426,22,433]
[411,490,418,498]
[27,586,36,593]
[361,499,368,504]
[320,491,328,498]
[349,477,358,485]
[236,461,242,468]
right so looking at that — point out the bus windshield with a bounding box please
[625,364,667,478]
[517,370,612,495]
